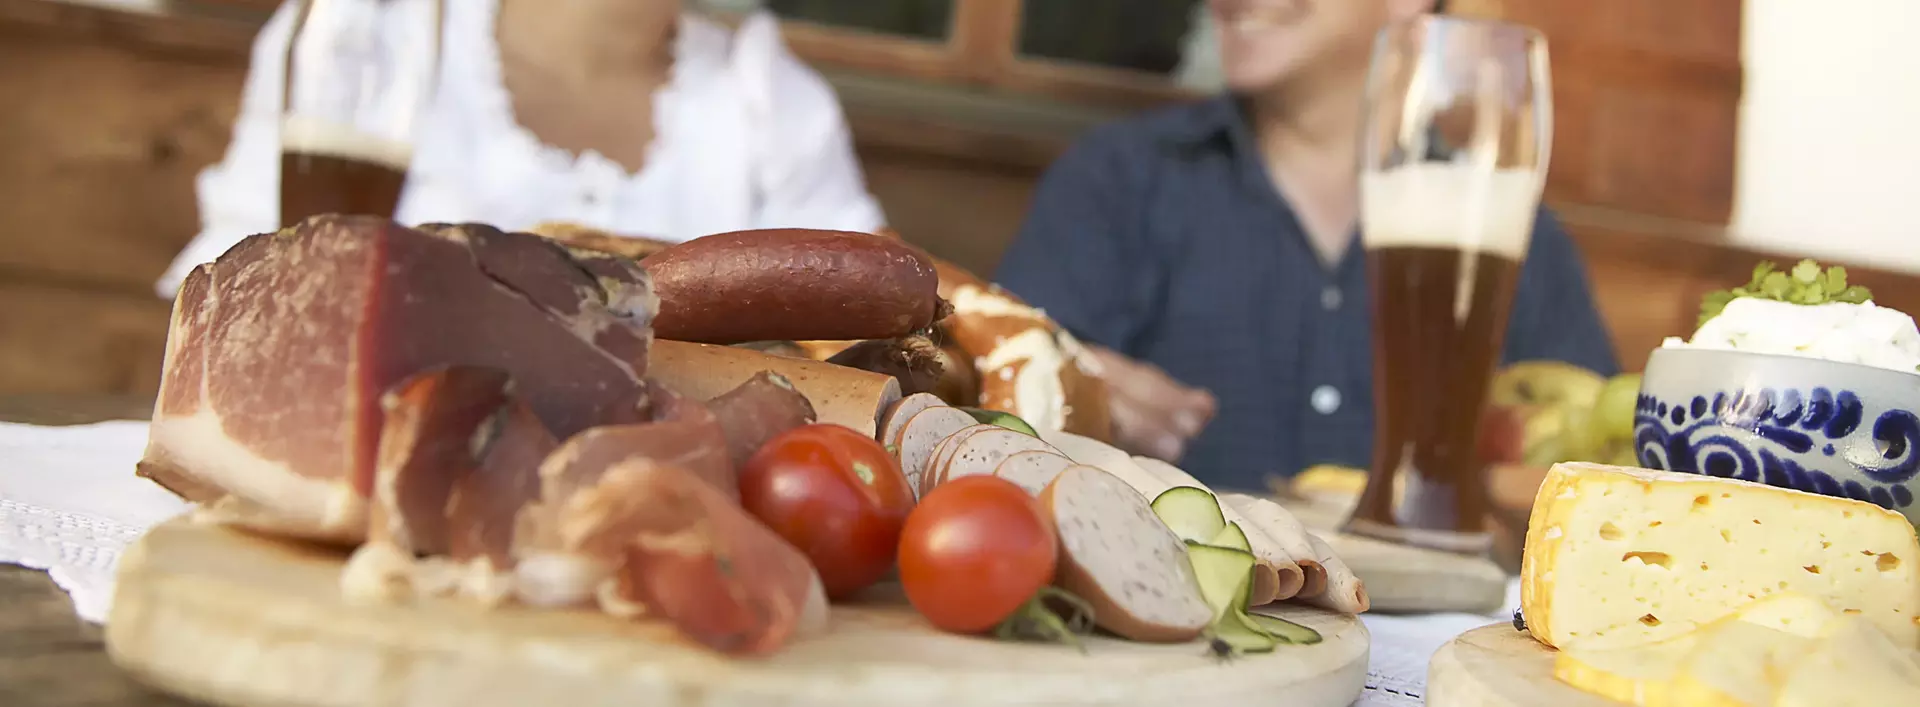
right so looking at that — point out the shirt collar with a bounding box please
[1165,94,1279,196]
[1165,95,1259,150]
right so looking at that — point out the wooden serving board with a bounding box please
[1425,623,1623,707]
[105,519,1370,707]
[1277,495,1509,614]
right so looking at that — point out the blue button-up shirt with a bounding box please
[994,97,1619,490]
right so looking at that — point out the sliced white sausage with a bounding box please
[895,407,978,498]
[1035,428,1172,498]
[1219,492,1330,600]
[1132,456,1311,605]
[1300,532,1369,614]
[1040,465,1212,643]
[922,424,996,497]
[939,429,1063,489]
[881,393,946,449]
[993,450,1078,495]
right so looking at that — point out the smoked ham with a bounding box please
[367,366,515,556]
[139,216,656,543]
[706,372,817,468]
[564,459,828,655]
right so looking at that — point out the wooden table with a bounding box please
[0,394,194,706]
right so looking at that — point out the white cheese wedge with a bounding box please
[1554,593,1834,705]
[1553,631,1695,704]
[1775,615,1920,707]
[1668,610,1820,705]
[1521,462,1920,651]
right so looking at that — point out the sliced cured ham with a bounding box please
[706,371,817,468]
[444,389,556,570]
[518,455,828,656]
[538,388,736,503]
[1040,465,1211,642]
[366,366,514,556]
[992,450,1077,495]
[139,216,655,543]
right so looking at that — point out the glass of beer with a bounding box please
[1343,15,1552,555]
[280,0,441,227]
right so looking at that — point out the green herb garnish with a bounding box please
[1698,260,1873,328]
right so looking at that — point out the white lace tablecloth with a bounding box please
[0,420,1513,706]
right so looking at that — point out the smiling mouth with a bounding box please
[1223,0,1308,33]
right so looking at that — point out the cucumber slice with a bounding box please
[1246,612,1323,645]
[1152,486,1227,544]
[1183,542,1255,623]
[958,407,1039,437]
[1208,521,1251,552]
[1209,557,1277,654]
[1211,608,1278,654]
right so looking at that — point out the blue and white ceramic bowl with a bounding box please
[1635,347,1920,526]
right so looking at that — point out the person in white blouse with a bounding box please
[156,0,887,298]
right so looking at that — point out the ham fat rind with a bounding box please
[140,216,656,543]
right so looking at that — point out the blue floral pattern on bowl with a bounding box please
[1634,387,1920,513]
[1633,346,1920,527]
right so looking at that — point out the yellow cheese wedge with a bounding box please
[1775,615,1920,707]
[1553,631,1695,705]
[1667,614,1819,705]
[1521,462,1920,652]
[1554,593,1836,706]
[1290,464,1367,497]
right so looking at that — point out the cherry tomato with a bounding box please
[738,423,915,600]
[898,475,1058,634]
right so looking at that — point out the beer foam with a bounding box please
[1360,164,1542,259]
[280,114,414,170]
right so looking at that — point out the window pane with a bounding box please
[1018,0,1207,77]
[694,0,955,41]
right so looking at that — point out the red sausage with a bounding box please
[642,229,942,344]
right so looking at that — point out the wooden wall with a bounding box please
[0,0,1912,401]
[0,0,251,396]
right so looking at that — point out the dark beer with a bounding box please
[279,117,410,227]
[1344,168,1537,555]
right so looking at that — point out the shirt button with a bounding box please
[1321,286,1343,311]
[1310,385,1342,415]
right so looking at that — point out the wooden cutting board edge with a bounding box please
[1425,623,1626,707]
[106,518,1371,707]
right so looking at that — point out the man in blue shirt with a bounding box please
[995,0,1618,490]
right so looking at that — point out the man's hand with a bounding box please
[1082,344,1217,462]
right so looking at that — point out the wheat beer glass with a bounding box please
[280,0,441,227]
[1342,15,1552,555]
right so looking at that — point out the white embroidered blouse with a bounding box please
[157,1,886,297]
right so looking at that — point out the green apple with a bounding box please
[1590,373,1645,443]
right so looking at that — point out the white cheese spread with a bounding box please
[1662,298,1920,373]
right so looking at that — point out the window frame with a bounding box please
[734,0,1206,111]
